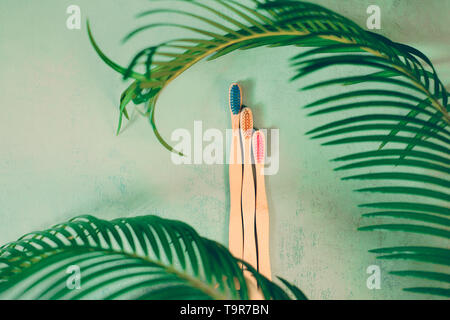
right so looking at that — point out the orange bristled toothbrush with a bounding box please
[253,130,272,280]
[228,84,244,262]
[240,107,259,293]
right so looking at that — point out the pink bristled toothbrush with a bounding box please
[253,130,272,280]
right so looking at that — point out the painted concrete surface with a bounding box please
[0,0,448,299]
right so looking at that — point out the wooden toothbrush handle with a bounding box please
[242,156,257,271]
[229,164,243,260]
[242,158,260,299]
[255,169,271,280]
[229,126,243,260]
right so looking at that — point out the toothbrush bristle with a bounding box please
[253,131,265,164]
[240,108,253,139]
[229,83,242,115]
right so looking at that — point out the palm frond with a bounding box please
[89,0,449,297]
[0,215,305,300]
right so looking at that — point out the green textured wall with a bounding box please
[0,0,448,299]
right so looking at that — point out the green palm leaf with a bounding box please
[88,0,449,297]
[0,215,306,300]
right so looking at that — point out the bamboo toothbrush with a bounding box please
[240,108,258,274]
[228,83,243,262]
[253,130,272,280]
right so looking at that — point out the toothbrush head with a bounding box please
[240,107,253,139]
[229,83,242,115]
[253,130,265,164]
